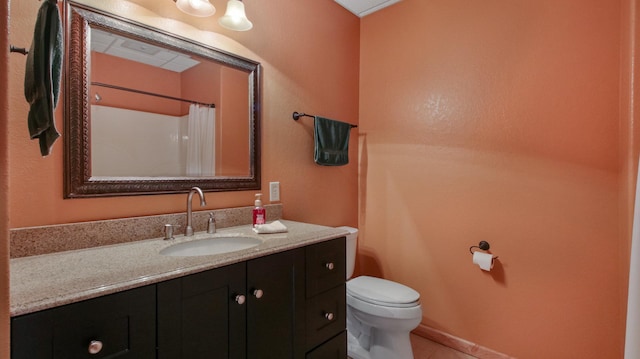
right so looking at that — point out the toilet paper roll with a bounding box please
[473,251,494,271]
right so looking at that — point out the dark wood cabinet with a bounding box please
[11,237,346,359]
[157,262,246,359]
[304,237,347,356]
[306,332,348,359]
[246,248,305,359]
[11,285,156,359]
[158,248,305,359]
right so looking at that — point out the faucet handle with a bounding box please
[207,212,216,234]
[164,224,180,240]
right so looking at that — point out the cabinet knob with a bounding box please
[235,295,246,305]
[88,340,103,354]
[253,289,264,299]
[325,262,335,270]
[324,312,335,321]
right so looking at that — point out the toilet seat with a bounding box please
[347,276,420,308]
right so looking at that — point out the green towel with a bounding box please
[24,1,63,157]
[314,116,351,166]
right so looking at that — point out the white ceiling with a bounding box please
[334,0,402,17]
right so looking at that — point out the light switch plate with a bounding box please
[269,182,280,202]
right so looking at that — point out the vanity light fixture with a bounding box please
[174,0,216,17]
[218,0,253,31]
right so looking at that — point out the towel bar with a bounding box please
[292,111,357,128]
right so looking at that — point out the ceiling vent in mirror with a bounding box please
[334,0,402,17]
[91,28,200,72]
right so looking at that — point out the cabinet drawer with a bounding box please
[306,331,347,359]
[306,284,346,350]
[306,237,346,297]
[11,286,156,359]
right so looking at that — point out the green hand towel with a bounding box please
[24,1,63,157]
[314,116,351,166]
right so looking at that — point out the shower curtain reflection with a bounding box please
[186,104,216,176]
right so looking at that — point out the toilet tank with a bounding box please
[336,226,358,279]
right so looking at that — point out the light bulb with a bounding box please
[175,0,216,17]
[218,0,253,31]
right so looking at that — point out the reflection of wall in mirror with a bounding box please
[220,67,250,176]
[92,52,190,177]
[176,62,252,177]
[90,50,250,177]
[91,105,185,177]
[180,61,221,175]
[91,52,183,116]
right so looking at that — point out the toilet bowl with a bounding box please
[337,226,422,359]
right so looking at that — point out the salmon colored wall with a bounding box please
[92,52,183,116]
[359,0,626,358]
[5,0,637,357]
[7,0,359,229]
[0,1,9,356]
[619,0,640,352]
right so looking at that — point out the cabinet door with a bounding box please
[246,248,305,359]
[157,262,246,359]
[11,286,156,359]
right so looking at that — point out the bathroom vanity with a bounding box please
[10,221,347,359]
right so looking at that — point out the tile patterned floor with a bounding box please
[349,334,478,359]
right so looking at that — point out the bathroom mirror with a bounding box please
[64,3,261,197]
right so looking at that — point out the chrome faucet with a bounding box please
[185,187,206,236]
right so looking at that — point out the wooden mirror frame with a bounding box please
[64,3,261,198]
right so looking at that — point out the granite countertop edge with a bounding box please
[10,220,348,317]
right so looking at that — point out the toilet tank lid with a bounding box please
[347,276,420,305]
[336,226,358,234]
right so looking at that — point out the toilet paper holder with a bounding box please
[469,241,498,259]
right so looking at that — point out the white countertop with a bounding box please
[10,220,348,316]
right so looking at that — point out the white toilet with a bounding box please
[339,226,422,359]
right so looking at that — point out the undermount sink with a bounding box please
[160,236,262,257]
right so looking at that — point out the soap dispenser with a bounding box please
[253,193,266,227]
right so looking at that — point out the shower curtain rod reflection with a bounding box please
[91,82,216,108]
